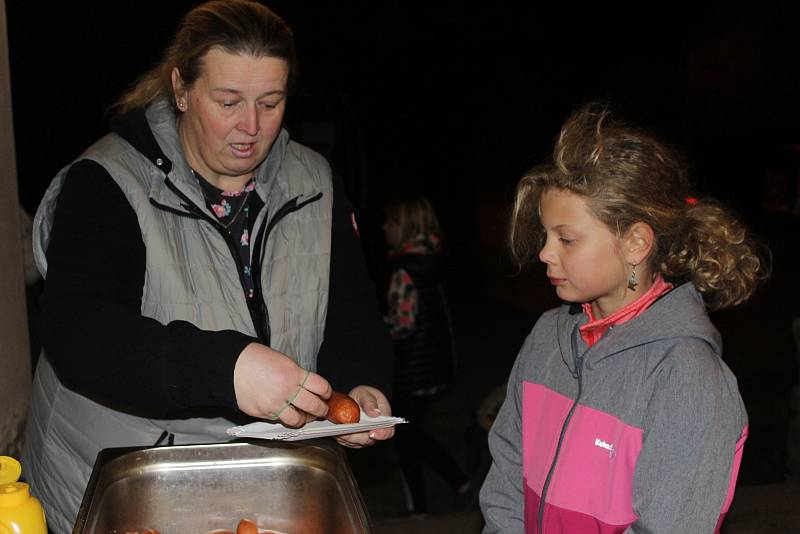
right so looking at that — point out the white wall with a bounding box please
[0,0,32,456]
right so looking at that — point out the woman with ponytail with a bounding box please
[24,2,394,530]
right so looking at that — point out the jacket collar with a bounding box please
[556,282,721,372]
[579,275,674,347]
[112,98,292,213]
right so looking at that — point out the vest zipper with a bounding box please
[157,179,267,341]
[154,180,323,345]
[249,192,323,344]
[537,322,586,533]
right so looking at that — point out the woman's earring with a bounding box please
[177,100,185,110]
[627,265,638,291]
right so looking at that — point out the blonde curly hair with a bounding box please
[509,104,767,310]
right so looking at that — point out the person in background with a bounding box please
[480,104,767,533]
[23,2,393,531]
[383,194,470,516]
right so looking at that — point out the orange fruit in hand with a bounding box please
[236,518,259,534]
[326,391,361,424]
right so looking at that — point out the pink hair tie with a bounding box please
[685,196,698,205]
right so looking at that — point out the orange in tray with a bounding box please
[207,519,286,534]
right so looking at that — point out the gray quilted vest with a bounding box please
[23,99,333,532]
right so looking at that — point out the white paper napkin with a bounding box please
[227,412,406,441]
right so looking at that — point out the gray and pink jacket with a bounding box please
[480,283,747,533]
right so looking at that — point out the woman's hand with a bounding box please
[233,342,332,427]
[334,385,395,448]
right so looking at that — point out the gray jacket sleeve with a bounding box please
[625,339,747,533]
[479,336,530,533]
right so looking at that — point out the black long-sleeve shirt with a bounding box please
[39,159,392,419]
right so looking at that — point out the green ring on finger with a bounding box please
[299,368,311,388]
[268,369,311,420]
[268,400,292,420]
[286,369,310,406]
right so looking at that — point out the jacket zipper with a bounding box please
[152,180,322,344]
[249,192,323,344]
[156,179,266,340]
[537,322,586,533]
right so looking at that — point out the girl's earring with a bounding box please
[627,265,638,291]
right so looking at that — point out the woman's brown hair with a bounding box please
[112,0,296,115]
[509,104,767,310]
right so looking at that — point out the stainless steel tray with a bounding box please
[73,440,372,534]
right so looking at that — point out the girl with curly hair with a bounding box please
[480,104,767,533]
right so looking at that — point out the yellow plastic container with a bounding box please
[0,456,47,534]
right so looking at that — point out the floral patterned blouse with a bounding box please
[196,172,257,298]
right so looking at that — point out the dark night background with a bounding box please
[9,3,800,233]
[6,0,800,516]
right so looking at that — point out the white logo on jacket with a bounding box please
[595,438,616,458]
